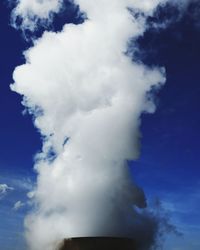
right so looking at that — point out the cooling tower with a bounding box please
[57,237,137,250]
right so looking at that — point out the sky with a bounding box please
[0,1,200,250]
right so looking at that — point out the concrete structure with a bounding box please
[57,237,137,250]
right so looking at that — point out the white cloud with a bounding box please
[13,200,25,210]
[0,183,14,194]
[12,177,34,191]
[0,183,14,199]
[10,0,198,33]
[27,191,35,199]
[10,0,64,31]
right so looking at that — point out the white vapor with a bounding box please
[13,200,25,210]
[9,0,184,250]
[0,183,14,199]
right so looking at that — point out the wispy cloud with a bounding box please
[13,201,25,211]
[155,184,200,250]
[10,0,64,32]
[11,177,34,192]
[0,184,14,200]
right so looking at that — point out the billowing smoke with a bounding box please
[9,0,182,249]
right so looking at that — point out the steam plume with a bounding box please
[9,0,177,249]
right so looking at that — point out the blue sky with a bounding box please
[0,1,200,249]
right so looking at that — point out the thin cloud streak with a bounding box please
[0,184,14,199]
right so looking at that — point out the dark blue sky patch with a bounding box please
[46,146,57,163]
